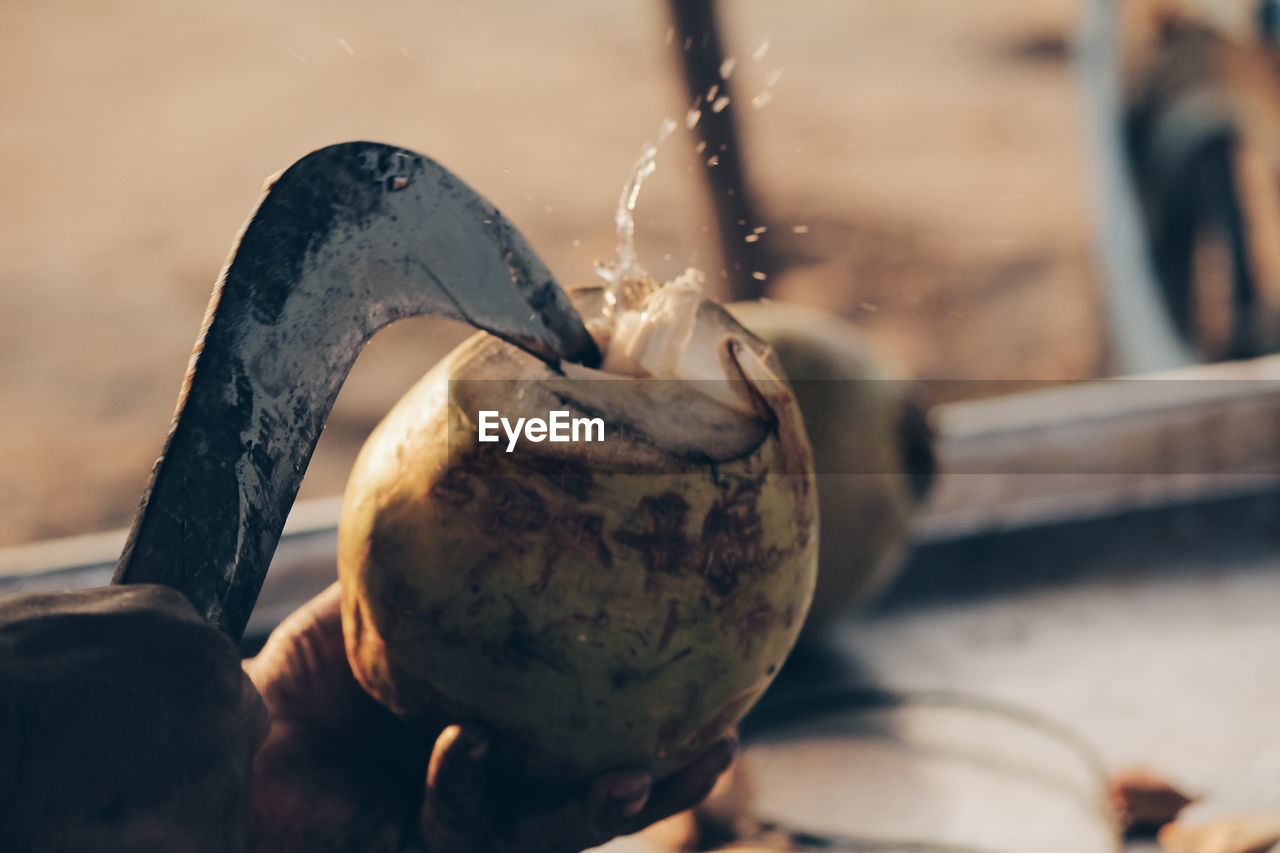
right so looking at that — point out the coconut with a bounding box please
[338,274,818,786]
[725,301,934,629]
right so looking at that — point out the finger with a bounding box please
[237,670,271,755]
[633,736,738,827]
[587,770,653,838]
[243,583,344,686]
[504,740,737,853]
[244,583,396,732]
[498,769,650,853]
[421,723,492,853]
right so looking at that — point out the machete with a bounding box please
[112,141,600,640]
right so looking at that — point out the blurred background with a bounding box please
[0,0,1094,548]
[10,3,1280,849]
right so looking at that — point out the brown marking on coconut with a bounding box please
[463,543,517,586]
[485,477,549,536]
[537,510,614,593]
[699,476,765,596]
[612,491,692,581]
[428,468,474,506]
[561,512,612,567]
[735,595,775,657]
[657,599,680,652]
[608,644,695,692]
[500,626,573,677]
[560,610,611,629]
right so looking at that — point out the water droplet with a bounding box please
[711,95,731,113]
[792,225,810,234]
[685,108,702,130]
[707,83,719,101]
[752,68,783,111]
[752,271,768,281]
[719,57,737,79]
[751,39,770,61]
[744,234,759,243]
[337,36,355,55]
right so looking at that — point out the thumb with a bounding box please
[420,724,492,853]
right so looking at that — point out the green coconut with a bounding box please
[338,277,818,786]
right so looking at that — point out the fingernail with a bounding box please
[620,793,648,818]
[607,772,651,807]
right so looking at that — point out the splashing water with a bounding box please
[592,41,785,320]
[595,117,678,317]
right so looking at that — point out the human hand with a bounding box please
[0,585,268,853]
[245,583,737,853]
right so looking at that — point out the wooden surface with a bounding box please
[919,353,1280,539]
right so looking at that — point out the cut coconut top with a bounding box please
[575,271,777,418]
[445,279,796,467]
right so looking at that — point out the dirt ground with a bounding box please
[0,0,1099,547]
